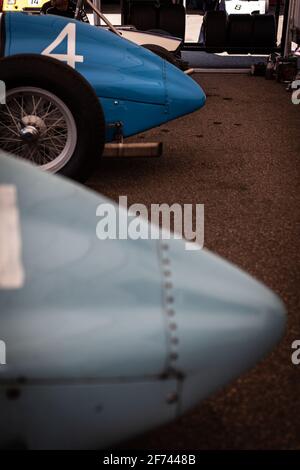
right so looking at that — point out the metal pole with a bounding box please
[275,0,281,35]
[103,143,163,158]
[85,0,121,35]
[93,0,102,26]
[281,0,291,55]
[75,0,84,20]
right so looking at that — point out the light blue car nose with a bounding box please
[165,242,286,413]
[164,62,206,118]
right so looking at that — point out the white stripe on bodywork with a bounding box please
[0,185,25,289]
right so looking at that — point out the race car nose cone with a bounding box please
[0,152,286,449]
[164,62,206,119]
[165,241,286,412]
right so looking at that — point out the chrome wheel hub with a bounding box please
[0,87,77,173]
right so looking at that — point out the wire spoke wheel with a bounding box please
[0,54,106,182]
[0,87,77,173]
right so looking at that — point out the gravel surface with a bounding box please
[87,74,300,449]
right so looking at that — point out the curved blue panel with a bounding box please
[0,153,285,449]
[4,13,166,105]
[167,242,286,411]
[3,13,206,139]
[0,154,168,380]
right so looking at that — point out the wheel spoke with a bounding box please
[32,96,42,116]
[0,87,76,172]
[0,119,21,137]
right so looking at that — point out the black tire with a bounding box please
[252,14,276,49]
[203,11,228,49]
[142,44,180,68]
[159,4,186,39]
[129,3,158,31]
[0,54,105,182]
[227,14,253,53]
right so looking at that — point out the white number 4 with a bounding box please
[42,23,84,69]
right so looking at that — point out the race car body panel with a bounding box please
[225,0,266,15]
[0,152,286,449]
[2,13,206,141]
[106,27,182,52]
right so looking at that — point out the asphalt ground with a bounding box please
[87,74,300,449]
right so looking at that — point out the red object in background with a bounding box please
[0,0,3,12]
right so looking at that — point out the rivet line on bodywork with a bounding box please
[157,240,179,372]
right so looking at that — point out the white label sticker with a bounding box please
[0,185,25,289]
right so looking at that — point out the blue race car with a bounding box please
[0,12,206,181]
